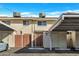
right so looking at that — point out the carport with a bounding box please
[0,21,15,47]
[44,12,79,50]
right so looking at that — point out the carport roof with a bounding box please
[49,12,79,31]
[0,21,15,31]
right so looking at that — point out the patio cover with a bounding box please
[49,12,79,31]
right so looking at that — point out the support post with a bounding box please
[20,31,23,48]
[31,33,34,48]
[48,31,52,51]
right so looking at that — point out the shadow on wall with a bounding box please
[15,34,45,53]
[14,33,79,53]
[0,31,12,43]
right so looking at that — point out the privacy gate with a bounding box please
[15,34,31,48]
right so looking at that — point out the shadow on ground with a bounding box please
[15,47,52,53]
[14,47,79,54]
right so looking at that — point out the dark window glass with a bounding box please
[38,21,42,25]
[23,20,29,25]
[38,21,47,26]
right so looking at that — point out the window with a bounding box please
[67,32,72,34]
[23,20,29,25]
[38,21,47,26]
[2,21,11,25]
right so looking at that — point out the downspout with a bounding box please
[20,31,23,48]
[31,20,34,48]
[34,20,36,48]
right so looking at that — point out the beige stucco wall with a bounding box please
[71,31,76,48]
[68,31,79,48]
[76,31,79,48]
[34,20,56,31]
[10,20,56,34]
[10,20,32,34]
[8,32,15,47]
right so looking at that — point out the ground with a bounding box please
[0,48,79,56]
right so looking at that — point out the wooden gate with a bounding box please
[34,32,43,48]
[15,34,31,48]
[15,35,22,48]
[23,34,31,47]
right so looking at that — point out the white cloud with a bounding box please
[21,12,38,17]
[0,14,11,17]
[21,10,79,17]
[65,10,79,12]
[21,12,60,17]
[46,12,61,15]
[46,15,59,17]
[46,10,79,17]
[1,9,79,17]
[21,12,32,15]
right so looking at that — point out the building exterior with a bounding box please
[1,12,79,51]
[0,12,57,49]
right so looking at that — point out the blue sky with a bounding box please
[0,3,79,17]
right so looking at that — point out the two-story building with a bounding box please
[0,12,57,49]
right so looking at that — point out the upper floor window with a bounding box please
[23,20,29,25]
[37,21,47,26]
[2,20,11,25]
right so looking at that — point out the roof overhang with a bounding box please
[49,13,79,31]
[0,24,14,31]
[0,17,58,21]
[0,21,16,31]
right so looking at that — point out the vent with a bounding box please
[39,13,45,18]
[13,12,21,17]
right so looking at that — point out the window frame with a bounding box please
[37,21,47,26]
[23,20,29,26]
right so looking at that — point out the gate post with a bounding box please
[48,31,52,51]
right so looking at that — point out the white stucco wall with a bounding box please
[51,31,67,49]
[43,32,51,48]
[43,31,67,49]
